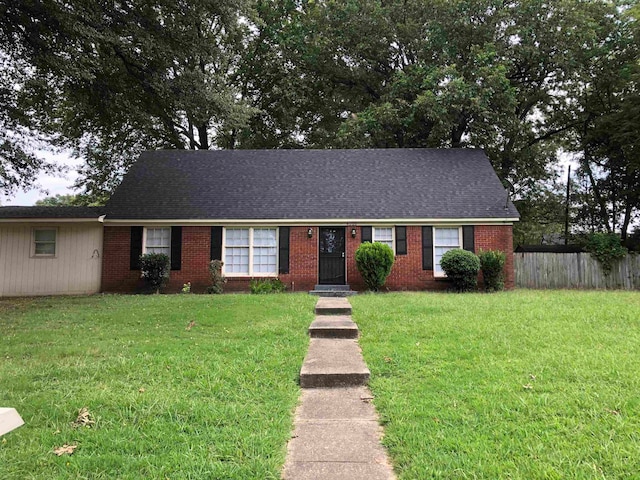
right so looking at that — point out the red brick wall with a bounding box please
[102,226,211,293]
[226,227,318,293]
[475,225,515,289]
[102,226,141,293]
[102,224,515,293]
[347,225,514,291]
[346,226,445,291]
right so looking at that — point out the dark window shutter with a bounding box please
[463,226,475,253]
[361,226,372,243]
[278,227,290,274]
[130,226,143,270]
[396,226,407,255]
[210,226,223,261]
[422,226,433,270]
[170,226,182,270]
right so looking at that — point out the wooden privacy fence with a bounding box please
[515,252,640,289]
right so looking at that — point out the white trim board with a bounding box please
[0,218,103,223]
[103,217,518,227]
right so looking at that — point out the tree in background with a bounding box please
[0,0,638,242]
[1,0,258,201]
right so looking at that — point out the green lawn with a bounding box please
[0,294,315,479]
[2,291,639,479]
[351,290,640,479]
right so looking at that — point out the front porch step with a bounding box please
[309,315,359,339]
[313,285,352,291]
[309,289,358,297]
[314,297,353,315]
[299,338,370,388]
[310,284,357,297]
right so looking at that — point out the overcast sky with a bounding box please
[1,150,82,206]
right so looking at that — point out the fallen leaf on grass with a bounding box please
[54,444,77,456]
[383,356,393,363]
[606,408,620,416]
[72,407,95,428]
[138,387,146,393]
[523,384,534,390]
[186,321,196,331]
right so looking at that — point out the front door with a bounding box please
[318,227,346,285]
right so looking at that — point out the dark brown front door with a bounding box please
[318,227,346,285]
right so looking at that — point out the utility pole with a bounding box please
[564,165,571,245]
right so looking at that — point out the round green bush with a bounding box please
[440,249,480,292]
[139,253,170,294]
[478,249,506,292]
[355,242,395,291]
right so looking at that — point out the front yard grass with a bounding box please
[0,294,315,479]
[351,290,640,479]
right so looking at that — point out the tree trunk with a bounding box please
[198,124,209,150]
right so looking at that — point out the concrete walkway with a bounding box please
[283,298,396,480]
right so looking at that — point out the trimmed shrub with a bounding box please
[440,249,480,292]
[478,249,506,292]
[250,278,287,294]
[586,232,627,274]
[139,253,170,294]
[355,242,395,291]
[207,260,227,294]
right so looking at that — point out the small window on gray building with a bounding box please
[34,229,57,256]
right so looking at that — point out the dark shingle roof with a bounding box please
[105,149,519,220]
[0,206,103,219]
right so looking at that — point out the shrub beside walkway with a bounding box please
[283,298,396,480]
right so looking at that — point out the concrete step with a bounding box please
[313,284,352,291]
[300,338,370,388]
[309,315,359,339]
[314,297,352,315]
[309,289,358,297]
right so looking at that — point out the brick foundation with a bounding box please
[102,224,515,293]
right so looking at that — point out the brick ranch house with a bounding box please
[0,149,519,296]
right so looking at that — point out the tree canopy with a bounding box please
[1,0,638,240]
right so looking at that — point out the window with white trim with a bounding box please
[144,227,171,257]
[224,227,277,276]
[434,227,462,276]
[372,227,394,252]
[33,229,57,256]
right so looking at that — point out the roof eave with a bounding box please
[102,217,519,226]
[0,217,105,223]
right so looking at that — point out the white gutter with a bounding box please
[0,217,105,223]
[103,217,519,226]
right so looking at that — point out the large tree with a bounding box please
[2,0,638,238]
[1,0,257,200]
[566,5,640,240]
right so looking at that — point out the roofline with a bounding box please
[103,217,519,226]
[0,217,105,223]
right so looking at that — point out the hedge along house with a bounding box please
[101,149,519,293]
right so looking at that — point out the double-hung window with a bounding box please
[144,227,171,258]
[372,227,394,252]
[33,229,57,256]
[224,228,277,276]
[434,227,462,276]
